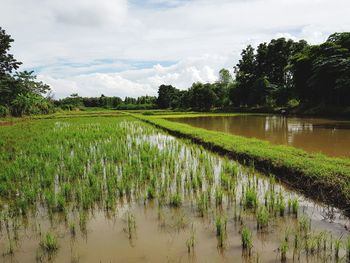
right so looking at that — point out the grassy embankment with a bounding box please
[133,112,350,211]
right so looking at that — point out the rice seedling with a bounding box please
[40,232,58,253]
[244,188,257,210]
[293,233,300,261]
[197,192,209,217]
[288,197,299,216]
[186,224,196,254]
[215,187,223,207]
[305,234,319,255]
[79,211,88,234]
[241,225,253,256]
[277,192,286,217]
[334,238,341,261]
[298,215,311,236]
[215,214,227,248]
[125,212,137,240]
[146,185,156,200]
[256,206,269,229]
[169,193,182,207]
[345,237,350,263]
[69,222,76,237]
[279,238,289,262]
[56,193,66,212]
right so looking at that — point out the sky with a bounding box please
[1,0,349,99]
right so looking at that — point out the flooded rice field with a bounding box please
[0,117,349,262]
[170,115,350,158]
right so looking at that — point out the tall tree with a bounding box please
[290,33,350,106]
[213,68,232,107]
[189,82,217,111]
[232,45,257,106]
[0,27,22,76]
[156,84,177,109]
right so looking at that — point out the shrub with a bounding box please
[0,105,9,117]
[287,99,300,109]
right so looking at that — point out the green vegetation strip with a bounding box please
[134,113,350,211]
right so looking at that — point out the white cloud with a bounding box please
[1,0,349,98]
[48,0,128,27]
[40,54,234,98]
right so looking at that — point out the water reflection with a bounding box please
[170,115,350,158]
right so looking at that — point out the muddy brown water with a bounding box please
[3,202,348,263]
[170,115,350,158]
[1,122,349,263]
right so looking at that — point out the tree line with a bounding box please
[156,32,350,111]
[54,94,156,110]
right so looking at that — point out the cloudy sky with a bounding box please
[1,0,349,99]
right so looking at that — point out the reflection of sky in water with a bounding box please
[288,122,313,144]
[264,117,314,145]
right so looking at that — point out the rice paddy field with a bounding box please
[0,114,350,262]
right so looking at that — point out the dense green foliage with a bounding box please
[0,27,52,117]
[157,69,233,111]
[289,33,350,106]
[155,33,350,111]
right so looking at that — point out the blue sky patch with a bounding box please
[30,59,177,78]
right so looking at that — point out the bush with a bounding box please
[0,105,9,117]
[59,104,74,111]
[10,93,54,116]
[287,99,300,109]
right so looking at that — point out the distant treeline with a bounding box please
[54,94,157,110]
[156,32,350,111]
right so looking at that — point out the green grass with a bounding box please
[134,113,350,210]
